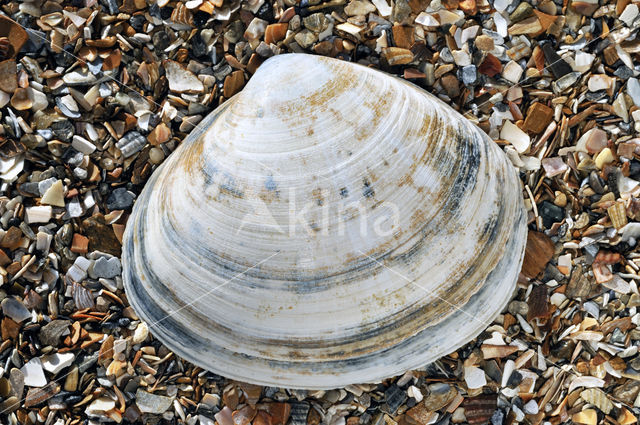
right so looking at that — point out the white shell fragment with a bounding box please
[122,54,527,389]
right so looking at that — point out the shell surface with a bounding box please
[122,54,527,389]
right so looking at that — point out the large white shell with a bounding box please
[122,54,527,389]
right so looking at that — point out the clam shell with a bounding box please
[122,54,527,389]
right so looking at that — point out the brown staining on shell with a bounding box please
[122,54,527,389]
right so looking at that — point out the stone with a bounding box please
[566,265,593,299]
[179,114,203,132]
[152,31,170,50]
[3,318,21,340]
[456,65,477,87]
[135,389,174,414]
[106,187,135,210]
[113,338,127,355]
[372,0,392,16]
[494,0,511,12]
[481,344,518,359]
[522,400,538,415]
[463,394,497,424]
[440,74,460,98]
[407,385,423,402]
[1,297,31,322]
[613,94,629,122]
[149,147,165,164]
[0,397,18,413]
[132,322,149,344]
[508,300,529,316]
[615,66,634,80]
[415,12,439,26]
[459,0,477,14]
[509,2,533,21]
[37,178,57,196]
[336,22,363,38]
[67,256,91,282]
[66,197,83,218]
[571,0,598,15]
[289,401,310,425]
[1,226,23,249]
[475,35,494,51]
[232,405,257,425]
[265,402,291,425]
[619,408,637,425]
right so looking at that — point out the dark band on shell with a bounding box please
[122,54,527,389]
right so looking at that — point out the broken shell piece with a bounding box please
[1,155,24,182]
[0,16,28,59]
[122,54,527,389]
[10,87,32,110]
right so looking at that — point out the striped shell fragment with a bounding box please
[122,53,527,389]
